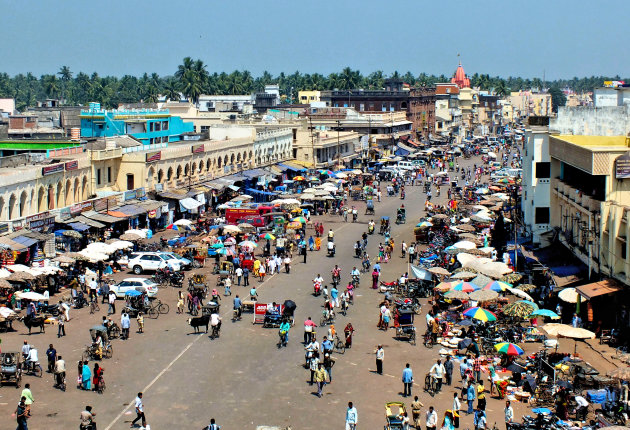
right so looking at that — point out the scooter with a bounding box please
[368,224,374,234]
[313,282,322,297]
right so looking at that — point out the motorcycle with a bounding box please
[352,212,358,222]
[368,224,375,234]
[73,294,88,309]
[313,281,322,297]
[36,303,59,316]
[327,245,336,257]
[400,191,405,200]
[351,275,360,288]
[331,270,341,286]
[354,247,361,258]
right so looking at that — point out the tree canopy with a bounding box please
[0,59,625,111]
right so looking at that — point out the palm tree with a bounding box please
[163,78,180,102]
[175,57,195,80]
[57,66,72,103]
[180,70,203,103]
[43,75,60,99]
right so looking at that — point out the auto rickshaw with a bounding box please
[202,301,220,316]
[394,309,416,345]
[0,352,22,387]
[385,402,407,430]
[365,199,375,215]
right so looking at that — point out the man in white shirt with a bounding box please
[429,359,446,392]
[345,401,358,430]
[89,279,98,302]
[504,400,514,430]
[132,392,146,428]
[426,406,438,430]
[211,312,222,331]
[235,267,243,285]
[574,395,589,420]
[108,291,117,315]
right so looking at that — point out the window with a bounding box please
[535,162,550,178]
[163,121,168,130]
[622,243,627,260]
[535,207,550,224]
[360,103,365,111]
[107,167,111,183]
[96,168,101,185]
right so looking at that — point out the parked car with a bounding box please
[128,252,182,275]
[111,278,159,298]
[160,252,192,270]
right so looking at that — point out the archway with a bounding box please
[47,184,55,210]
[8,194,16,220]
[206,159,211,171]
[147,167,155,188]
[37,187,45,212]
[0,196,4,220]
[230,154,235,165]
[167,167,173,181]
[217,157,222,168]
[176,165,182,179]
[19,191,27,218]
[184,164,190,177]
[81,176,88,200]
[157,169,164,184]
[65,180,72,206]
[56,182,63,209]
[223,155,228,166]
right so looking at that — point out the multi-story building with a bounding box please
[319,79,409,112]
[509,92,553,118]
[594,86,630,107]
[407,87,436,140]
[478,94,500,135]
[80,105,194,144]
[435,84,461,138]
[293,129,361,168]
[522,120,551,246]
[298,91,321,105]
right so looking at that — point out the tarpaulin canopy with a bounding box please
[576,279,621,300]
[242,169,268,179]
[68,222,90,232]
[0,238,27,251]
[179,198,203,211]
[83,210,124,224]
[277,163,305,172]
[411,265,432,281]
[70,215,105,229]
[244,188,276,196]
[394,146,410,156]
[12,236,38,247]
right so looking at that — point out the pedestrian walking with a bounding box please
[136,312,144,334]
[323,353,335,382]
[315,363,328,398]
[374,344,384,375]
[284,255,291,273]
[308,353,320,386]
[60,300,70,321]
[235,266,243,286]
[345,401,358,430]
[304,317,316,344]
[477,382,486,411]
[177,291,184,314]
[473,356,482,382]
[243,267,250,286]
[402,363,413,397]
[474,408,486,430]
[57,316,66,338]
[108,291,116,314]
[426,406,438,430]
[466,381,475,414]
[131,392,146,428]
[121,312,130,340]
[453,393,461,428]
[45,344,56,374]
[14,396,28,430]
[504,401,514,430]
[206,418,220,430]
[411,396,424,428]
[444,355,453,386]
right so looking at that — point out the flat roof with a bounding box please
[552,134,629,152]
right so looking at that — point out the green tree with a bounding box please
[548,86,567,113]
[43,74,60,99]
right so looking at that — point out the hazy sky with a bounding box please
[1,0,628,80]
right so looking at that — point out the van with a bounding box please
[395,161,415,171]
[490,161,502,171]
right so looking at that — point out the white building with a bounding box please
[197,95,255,112]
[593,87,630,107]
[522,125,552,246]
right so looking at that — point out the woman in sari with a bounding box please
[82,362,92,390]
[92,363,103,391]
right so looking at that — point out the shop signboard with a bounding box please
[42,164,64,175]
[146,151,161,163]
[192,144,205,154]
[64,160,79,171]
[615,152,630,179]
[70,201,93,215]
[29,216,55,232]
[0,223,8,234]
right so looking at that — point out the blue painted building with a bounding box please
[80,104,194,145]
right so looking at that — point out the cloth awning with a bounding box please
[244,187,277,196]
[72,215,105,229]
[228,185,240,191]
[179,198,203,210]
[277,162,305,172]
[68,222,90,232]
[12,236,38,247]
[115,204,146,217]
[137,200,163,211]
[83,210,124,224]
[395,145,410,156]
[576,279,621,300]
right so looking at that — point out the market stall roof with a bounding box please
[67,222,90,232]
[179,197,203,210]
[576,279,621,300]
[109,204,146,218]
[158,191,187,200]
[83,210,125,224]
[133,199,163,211]
[242,168,269,179]
[277,162,306,172]
[71,215,105,229]
[0,237,27,251]
[11,236,38,247]
[244,187,276,196]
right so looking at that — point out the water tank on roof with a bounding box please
[70,127,80,141]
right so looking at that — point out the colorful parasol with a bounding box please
[503,301,538,318]
[529,309,560,319]
[293,176,306,181]
[450,282,480,292]
[417,221,433,228]
[463,307,497,322]
[291,216,308,224]
[259,233,276,240]
[166,224,180,230]
[494,342,524,356]
[286,221,302,229]
[483,281,512,292]
[239,240,258,248]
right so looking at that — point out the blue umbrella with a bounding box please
[529,309,560,319]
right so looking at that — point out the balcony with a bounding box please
[88,148,122,161]
[552,178,601,213]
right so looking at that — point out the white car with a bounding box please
[128,252,182,275]
[111,278,159,298]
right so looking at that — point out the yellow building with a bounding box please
[549,134,630,285]
[298,91,321,105]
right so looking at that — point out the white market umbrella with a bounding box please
[558,287,584,304]
[16,291,46,301]
[223,226,242,234]
[453,241,477,250]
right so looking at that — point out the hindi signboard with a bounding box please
[615,152,630,179]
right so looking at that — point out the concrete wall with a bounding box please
[551,106,630,136]
[208,126,255,141]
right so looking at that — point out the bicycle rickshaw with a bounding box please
[188,273,208,293]
[202,301,220,316]
[122,290,149,317]
[385,401,407,430]
[394,309,416,345]
[396,208,406,224]
[0,352,22,388]
[365,199,375,215]
[84,325,113,361]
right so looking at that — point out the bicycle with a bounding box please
[90,301,100,314]
[334,335,346,354]
[423,331,435,349]
[424,373,439,396]
[95,376,106,394]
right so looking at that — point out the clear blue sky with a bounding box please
[1,0,628,80]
